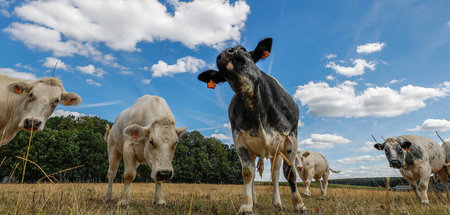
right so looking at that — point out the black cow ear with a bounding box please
[374,143,384,151]
[250,38,273,63]
[400,141,412,151]
[197,70,226,84]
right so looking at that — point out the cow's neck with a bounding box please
[0,93,24,145]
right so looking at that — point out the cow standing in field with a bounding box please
[374,135,449,203]
[436,132,450,174]
[198,38,306,214]
[104,95,186,207]
[295,150,339,197]
[0,75,82,146]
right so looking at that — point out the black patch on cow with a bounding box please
[287,149,292,154]
[237,146,254,167]
[405,144,423,167]
[283,161,296,192]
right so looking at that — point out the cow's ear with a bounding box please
[250,38,272,63]
[8,82,32,95]
[61,92,82,106]
[197,70,226,84]
[176,126,187,139]
[374,143,384,151]
[302,151,310,157]
[124,124,147,143]
[400,141,412,151]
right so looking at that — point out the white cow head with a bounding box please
[7,77,81,132]
[124,118,186,181]
[295,151,310,172]
[374,137,412,169]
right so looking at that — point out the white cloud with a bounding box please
[76,65,105,78]
[151,56,207,77]
[408,119,450,132]
[299,134,351,149]
[447,21,450,26]
[356,42,386,54]
[385,78,405,86]
[43,57,69,71]
[142,79,151,85]
[335,162,399,179]
[326,59,376,77]
[325,53,337,59]
[298,120,305,128]
[15,63,39,73]
[354,141,376,152]
[119,71,133,75]
[0,68,37,80]
[223,122,231,129]
[337,155,385,164]
[86,79,102,87]
[294,81,450,118]
[326,75,334,81]
[75,100,122,108]
[6,0,249,53]
[210,133,231,140]
[50,109,90,118]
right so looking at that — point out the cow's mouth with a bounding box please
[23,128,38,132]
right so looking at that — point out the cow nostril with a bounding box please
[34,121,42,129]
[156,170,173,180]
[227,48,234,54]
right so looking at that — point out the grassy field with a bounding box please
[0,183,449,214]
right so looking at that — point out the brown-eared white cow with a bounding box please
[0,75,82,146]
[295,150,340,197]
[104,95,186,207]
[374,135,449,203]
[198,38,306,214]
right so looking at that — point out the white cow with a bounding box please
[295,150,339,197]
[374,135,448,203]
[436,132,450,174]
[104,95,186,207]
[0,75,82,146]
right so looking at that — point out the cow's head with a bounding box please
[374,137,412,169]
[197,38,272,94]
[124,118,186,181]
[295,150,310,173]
[7,77,81,132]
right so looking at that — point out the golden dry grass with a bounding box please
[0,183,449,214]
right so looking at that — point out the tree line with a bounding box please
[0,116,242,184]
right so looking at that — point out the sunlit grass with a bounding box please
[0,183,449,214]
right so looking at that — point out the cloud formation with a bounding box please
[299,133,351,149]
[0,68,37,80]
[86,79,102,87]
[43,57,69,71]
[151,56,207,77]
[50,109,89,118]
[326,59,376,77]
[77,65,105,78]
[356,42,386,54]
[337,155,385,164]
[408,119,450,132]
[294,81,450,118]
[210,133,231,140]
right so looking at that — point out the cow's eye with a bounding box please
[55,99,59,103]
[149,140,154,146]
[28,93,33,99]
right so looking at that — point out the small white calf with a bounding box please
[295,150,339,197]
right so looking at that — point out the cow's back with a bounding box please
[302,151,328,175]
[400,135,445,172]
[108,95,175,152]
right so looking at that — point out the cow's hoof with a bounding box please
[420,200,430,204]
[117,200,130,208]
[273,202,282,210]
[294,204,307,214]
[104,195,113,202]
[154,200,167,206]
[238,204,253,215]
[304,193,311,197]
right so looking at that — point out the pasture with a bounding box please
[1,183,448,214]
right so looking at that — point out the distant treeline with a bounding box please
[0,116,242,184]
[327,177,409,188]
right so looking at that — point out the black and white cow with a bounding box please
[374,135,449,203]
[198,38,306,214]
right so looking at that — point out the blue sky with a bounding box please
[1,0,450,180]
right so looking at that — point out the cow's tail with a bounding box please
[104,124,111,142]
[330,168,340,173]
[257,157,264,178]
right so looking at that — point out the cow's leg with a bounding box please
[418,167,431,204]
[283,136,306,213]
[105,149,122,202]
[117,146,139,208]
[407,180,422,202]
[322,172,329,196]
[270,154,282,209]
[251,173,257,207]
[303,170,313,197]
[236,144,256,215]
[154,180,166,205]
[437,168,449,202]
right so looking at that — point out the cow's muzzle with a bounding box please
[23,118,42,131]
[297,166,303,172]
[156,170,173,181]
[389,160,402,169]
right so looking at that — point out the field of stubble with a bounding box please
[0,183,449,214]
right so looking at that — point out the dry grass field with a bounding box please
[0,183,449,214]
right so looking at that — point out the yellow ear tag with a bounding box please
[207,80,216,89]
[404,148,410,151]
[14,86,22,94]
[262,51,270,59]
[131,132,138,139]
